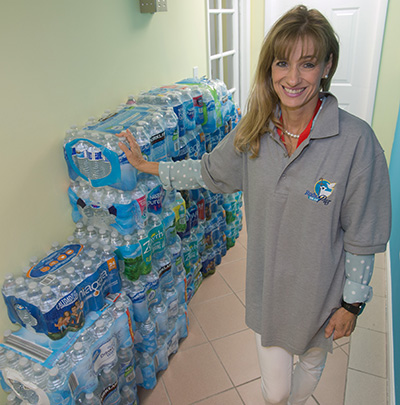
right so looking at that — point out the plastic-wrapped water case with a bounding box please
[64,133,138,191]
[2,245,121,340]
[0,294,135,404]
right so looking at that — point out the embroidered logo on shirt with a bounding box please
[305,178,336,206]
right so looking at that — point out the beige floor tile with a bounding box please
[370,266,387,298]
[190,293,247,341]
[189,271,232,305]
[236,378,266,405]
[218,258,247,293]
[313,346,348,405]
[221,242,247,264]
[345,369,387,405]
[356,295,386,333]
[348,327,386,378]
[161,343,233,404]
[237,231,248,250]
[179,307,208,352]
[305,396,319,404]
[193,389,244,405]
[236,289,246,306]
[212,329,260,386]
[137,378,171,404]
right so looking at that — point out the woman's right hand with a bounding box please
[116,129,160,176]
[116,129,147,171]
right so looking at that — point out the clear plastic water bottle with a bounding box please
[163,286,179,321]
[153,253,173,290]
[148,115,167,162]
[141,174,165,216]
[70,342,98,396]
[126,279,149,323]
[112,300,133,348]
[14,277,27,299]
[97,228,110,247]
[80,392,101,405]
[180,88,196,131]
[86,225,98,244]
[120,384,137,405]
[138,352,157,390]
[117,345,136,390]
[151,301,168,336]
[141,269,162,309]
[17,357,33,380]
[132,125,152,161]
[120,235,142,281]
[47,366,72,404]
[2,274,16,297]
[195,125,206,157]
[176,305,188,339]
[185,129,200,160]
[65,266,82,287]
[174,264,187,305]
[191,85,205,125]
[59,278,75,297]
[92,319,118,373]
[40,286,57,313]
[56,352,72,376]
[98,367,121,405]
[164,108,180,158]
[32,363,48,390]
[155,335,168,372]
[136,227,152,275]
[165,91,185,138]
[6,392,21,405]
[146,214,166,260]
[136,318,157,354]
[73,221,86,240]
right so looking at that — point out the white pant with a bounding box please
[255,333,327,405]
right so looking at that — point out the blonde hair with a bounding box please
[234,5,339,158]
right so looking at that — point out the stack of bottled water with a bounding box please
[0,75,243,402]
[2,239,121,341]
[0,294,138,404]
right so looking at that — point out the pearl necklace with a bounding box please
[283,129,300,139]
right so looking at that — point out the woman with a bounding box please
[118,5,391,404]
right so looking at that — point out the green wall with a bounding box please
[0,3,207,398]
[372,0,400,161]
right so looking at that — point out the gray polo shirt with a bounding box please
[161,93,391,354]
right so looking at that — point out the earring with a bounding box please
[324,74,329,79]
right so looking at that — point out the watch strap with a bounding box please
[341,299,365,316]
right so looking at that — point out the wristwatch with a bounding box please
[341,299,365,316]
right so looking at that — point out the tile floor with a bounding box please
[137,220,389,404]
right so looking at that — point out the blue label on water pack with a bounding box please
[27,244,83,279]
[147,185,165,215]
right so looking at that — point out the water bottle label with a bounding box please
[148,223,165,256]
[100,380,120,405]
[118,243,143,281]
[92,336,117,373]
[150,131,167,162]
[138,238,152,274]
[186,137,199,159]
[197,198,205,221]
[147,185,165,214]
[26,244,83,279]
[140,364,157,390]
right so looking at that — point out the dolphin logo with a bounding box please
[315,179,336,198]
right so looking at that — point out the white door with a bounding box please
[264,0,388,124]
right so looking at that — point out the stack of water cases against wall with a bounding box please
[0,77,243,404]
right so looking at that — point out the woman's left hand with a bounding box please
[324,307,357,340]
